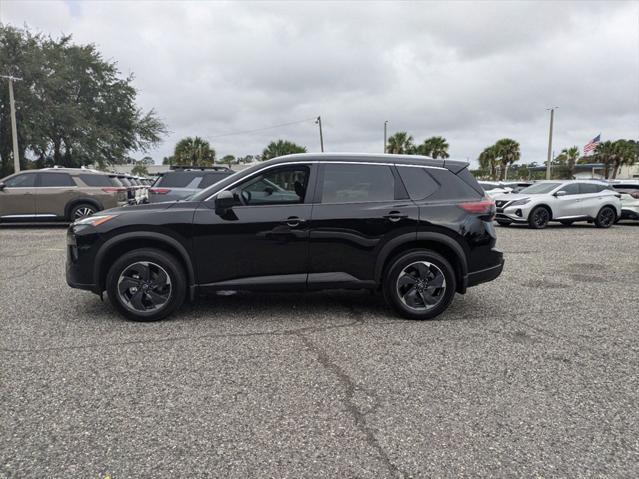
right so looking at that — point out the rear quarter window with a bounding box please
[156,172,203,188]
[427,169,482,201]
[79,174,112,187]
[396,167,439,200]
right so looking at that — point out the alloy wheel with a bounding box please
[74,206,95,219]
[599,208,614,227]
[533,208,549,227]
[396,261,446,311]
[117,261,172,313]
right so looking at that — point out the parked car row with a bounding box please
[0,167,153,223]
[493,179,628,229]
[479,181,533,198]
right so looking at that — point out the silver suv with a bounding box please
[494,180,621,229]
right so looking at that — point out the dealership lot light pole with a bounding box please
[316,116,324,152]
[546,107,558,180]
[1,75,23,173]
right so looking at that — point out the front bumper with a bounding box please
[66,225,100,293]
[495,204,533,223]
[620,208,639,220]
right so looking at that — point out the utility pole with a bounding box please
[384,120,388,153]
[316,116,324,152]
[1,75,23,173]
[545,106,558,180]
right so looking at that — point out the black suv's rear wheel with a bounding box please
[106,248,186,321]
[384,250,456,320]
[528,206,550,229]
[594,206,615,228]
[69,203,98,221]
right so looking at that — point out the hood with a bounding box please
[105,201,181,214]
[493,193,530,202]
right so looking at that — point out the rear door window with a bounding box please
[579,183,605,194]
[320,164,395,203]
[560,183,580,195]
[38,173,75,187]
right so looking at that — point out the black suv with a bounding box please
[66,154,504,321]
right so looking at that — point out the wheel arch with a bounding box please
[375,232,469,294]
[65,197,103,220]
[531,203,553,220]
[95,232,195,293]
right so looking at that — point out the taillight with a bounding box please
[458,199,495,215]
[150,188,171,194]
[102,187,126,193]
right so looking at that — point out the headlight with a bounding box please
[73,214,117,227]
[509,198,530,207]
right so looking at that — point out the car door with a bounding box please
[553,182,582,218]
[0,173,37,218]
[308,162,418,288]
[578,183,608,217]
[35,172,78,218]
[192,163,316,289]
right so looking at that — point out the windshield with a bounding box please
[518,182,562,194]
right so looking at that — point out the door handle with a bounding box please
[383,211,408,222]
[285,216,306,227]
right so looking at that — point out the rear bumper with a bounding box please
[467,255,504,288]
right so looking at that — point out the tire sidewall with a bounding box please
[384,250,456,320]
[106,248,186,321]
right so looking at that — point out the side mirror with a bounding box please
[555,190,567,197]
[215,190,235,213]
[0,182,5,191]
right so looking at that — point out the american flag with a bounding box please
[583,134,601,155]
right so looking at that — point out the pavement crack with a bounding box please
[296,332,405,478]
[0,263,44,281]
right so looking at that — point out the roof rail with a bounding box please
[169,165,231,171]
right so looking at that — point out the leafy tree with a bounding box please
[172,136,215,166]
[0,24,167,176]
[220,154,235,167]
[386,132,414,154]
[261,140,306,160]
[131,164,149,177]
[138,156,154,165]
[415,136,449,159]
[494,138,521,180]
[478,145,499,180]
[593,139,638,179]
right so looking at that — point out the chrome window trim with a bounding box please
[1,214,57,218]
[204,160,446,201]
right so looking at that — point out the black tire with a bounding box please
[69,202,98,221]
[106,248,186,322]
[383,250,456,320]
[496,220,512,226]
[594,206,616,228]
[528,206,550,229]
[560,220,574,226]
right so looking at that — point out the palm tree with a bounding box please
[261,139,307,161]
[494,138,521,181]
[386,132,414,154]
[557,146,580,178]
[477,145,498,180]
[173,137,216,166]
[609,140,638,179]
[593,141,617,179]
[416,136,450,159]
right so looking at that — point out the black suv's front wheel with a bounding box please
[384,250,456,320]
[106,248,186,321]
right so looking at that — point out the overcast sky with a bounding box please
[2,0,638,166]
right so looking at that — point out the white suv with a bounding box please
[494,180,621,229]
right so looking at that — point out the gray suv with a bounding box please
[0,168,127,222]
[149,167,234,203]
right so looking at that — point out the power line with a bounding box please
[209,117,317,139]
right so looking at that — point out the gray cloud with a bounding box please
[2,0,637,166]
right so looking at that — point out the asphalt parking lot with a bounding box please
[1,222,638,478]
